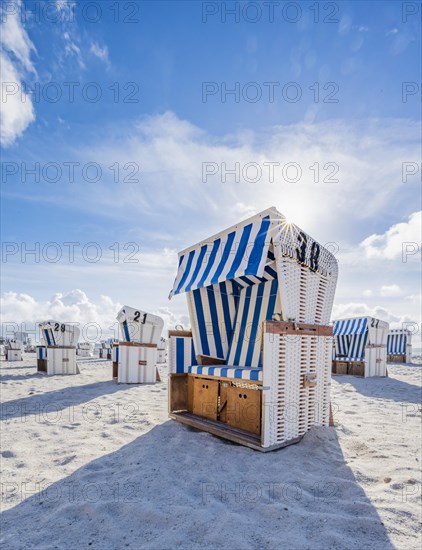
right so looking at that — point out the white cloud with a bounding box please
[90,42,110,67]
[380,284,402,297]
[0,0,35,72]
[0,52,35,146]
[363,289,373,297]
[1,289,187,342]
[332,302,418,327]
[63,31,85,69]
[0,0,36,146]
[360,211,421,261]
[386,29,399,37]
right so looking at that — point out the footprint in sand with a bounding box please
[1,450,16,458]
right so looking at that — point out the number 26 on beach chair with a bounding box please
[167,206,338,451]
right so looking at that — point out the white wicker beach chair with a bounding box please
[116,306,164,383]
[333,317,389,377]
[168,206,338,451]
[387,328,412,363]
[38,321,80,375]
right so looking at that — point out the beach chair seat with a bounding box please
[188,365,263,382]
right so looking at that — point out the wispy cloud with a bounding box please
[90,42,110,68]
[0,0,36,146]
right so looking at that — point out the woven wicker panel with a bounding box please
[262,333,332,448]
[276,256,337,325]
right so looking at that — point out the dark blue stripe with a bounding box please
[233,286,252,366]
[234,368,243,379]
[193,289,210,356]
[44,329,51,346]
[226,224,253,280]
[264,265,277,279]
[176,337,184,373]
[250,370,260,381]
[191,339,197,365]
[197,239,221,289]
[240,275,256,286]
[220,281,233,346]
[207,286,224,358]
[245,282,265,367]
[245,216,270,275]
[267,250,275,261]
[185,245,208,292]
[258,279,279,367]
[211,232,235,285]
[266,279,278,320]
[175,250,196,294]
[220,367,228,377]
[123,320,130,342]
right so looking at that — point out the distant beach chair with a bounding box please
[38,321,80,375]
[5,339,23,361]
[168,206,338,451]
[387,328,412,363]
[332,317,389,377]
[116,306,164,383]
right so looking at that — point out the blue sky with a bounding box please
[1,1,421,344]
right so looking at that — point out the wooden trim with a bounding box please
[196,354,226,366]
[168,330,192,338]
[170,412,302,452]
[119,342,157,348]
[265,321,333,337]
[188,373,262,386]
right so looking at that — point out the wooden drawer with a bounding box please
[191,377,219,420]
[220,384,261,435]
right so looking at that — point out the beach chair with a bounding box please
[168,206,338,451]
[333,317,389,376]
[116,306,164,383]
[36,345,47,372]
[387,329,412,363]
[38,321,80,375]
[5,339,23,361]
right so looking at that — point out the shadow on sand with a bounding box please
[1,421,395,550]
[1,380,131,421]
[333,368,421,404]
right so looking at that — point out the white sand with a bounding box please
[1,355,421,549]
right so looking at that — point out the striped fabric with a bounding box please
[227,278,280,368]
[333,318,369,361]
[335,333,368,361]
[188,365,262,382]
[173,336,197,373]
[387,333,407,354]
[37,346,47,360]
[42,328,56,347]
[333,318,368,336]
[187,280,240,360]
[170,214,272,297]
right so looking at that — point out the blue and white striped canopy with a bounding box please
[169,212,272,298]
[333,318,370,361]
[333,318,368,336]
[387,333,407,354]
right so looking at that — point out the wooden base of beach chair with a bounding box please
[171,373,262,439]
[387,354,406,363]
[112,361,118,378]
[170,411,302,452]
[332,360,364,376]
[37,359,47,372]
